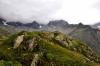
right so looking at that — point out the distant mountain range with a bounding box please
[0,17,100,56]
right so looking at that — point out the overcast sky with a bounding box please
[0,0,100,24]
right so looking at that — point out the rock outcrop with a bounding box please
[31,54,39,66]
[28,37,38,51]
[13,35,24,49]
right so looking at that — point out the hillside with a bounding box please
[42,21,100,55]
[69,24,100,56]
[0,27,11,45]
[0,18,100,56]
[0,31,99,66]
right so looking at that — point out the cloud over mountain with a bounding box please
[0,0,62,23]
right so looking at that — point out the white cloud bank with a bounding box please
[0,0,62,23]
[0,0,100,24]
[53,0,100,24]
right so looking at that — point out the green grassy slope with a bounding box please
[0,28,11,45]
[0,31,99,66]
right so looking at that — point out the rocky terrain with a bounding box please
[0,17,100,66]
[0,18,100,56]
[42,20,100,56]
[0,31,100,66]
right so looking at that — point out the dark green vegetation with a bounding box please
[0,31,100,66]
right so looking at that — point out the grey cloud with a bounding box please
[0,0,62,23]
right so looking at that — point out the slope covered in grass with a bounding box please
[0,28,11,45]
[0,31,99,66]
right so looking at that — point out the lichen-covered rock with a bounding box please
[31,54,39,66]
[13,35,24,49]
[28,37,37,51]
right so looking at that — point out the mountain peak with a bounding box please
[48,20,68,26]
[78,22,83,26]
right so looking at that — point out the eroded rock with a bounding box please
[28,37,37,51]
[13,35,24,49]
[31,54,39,66]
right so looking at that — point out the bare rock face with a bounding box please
[31,54,39,66]
[28,37,37,51]
[13,35,24,49]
